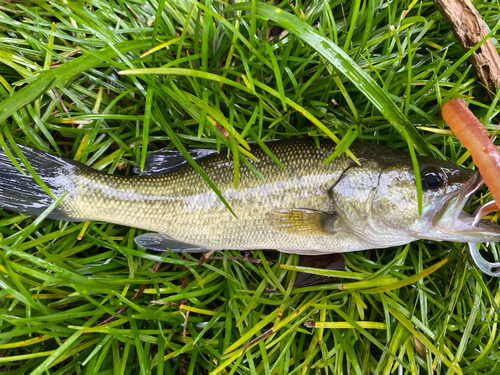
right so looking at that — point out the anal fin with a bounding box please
[134,233,210,253]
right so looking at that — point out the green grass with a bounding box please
[0,0,499,374]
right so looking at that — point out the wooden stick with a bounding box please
[433,0,500,96]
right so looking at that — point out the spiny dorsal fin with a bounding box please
[134,148,219,176]
[266,208,337,235]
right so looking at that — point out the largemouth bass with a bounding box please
[0,138,499,255]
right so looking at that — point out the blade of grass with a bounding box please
[229,2,432,157]
[0,39,150,124]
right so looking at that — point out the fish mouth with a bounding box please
[437,175,500,243]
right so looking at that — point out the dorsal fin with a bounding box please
[134,148,219,176]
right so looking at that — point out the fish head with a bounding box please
[330,154,500,247]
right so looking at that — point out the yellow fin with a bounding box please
[266,208,336,235]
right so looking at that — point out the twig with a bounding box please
[179,309,190,343]
[96,282,149,327]
[50,48,80,68]
[90,260,164,330]
[52,88,70,114]
[433,0,500,97]
[243,328,274,354]
[209,256,276,264]
[197,249,216,266]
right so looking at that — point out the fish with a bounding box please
[0,137,499,255]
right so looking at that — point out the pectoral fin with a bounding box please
[266,208,337,235]
[134,233,210,253]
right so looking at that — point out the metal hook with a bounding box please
[467,243,500,277]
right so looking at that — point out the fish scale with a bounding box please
[0,138,499,254]
[58,138,360,253]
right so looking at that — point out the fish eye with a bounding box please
[422,171,443,190]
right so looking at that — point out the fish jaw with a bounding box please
[450,211,500,242]
[427,174,500,243]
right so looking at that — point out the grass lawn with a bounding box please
[0,0,499,374]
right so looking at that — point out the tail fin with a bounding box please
[0,145,86,219]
